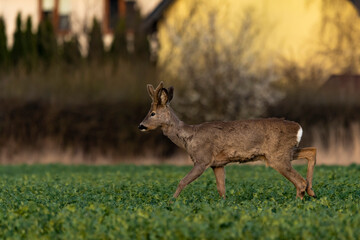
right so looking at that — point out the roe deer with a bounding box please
[139,82,316,199]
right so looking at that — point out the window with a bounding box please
[39,0,71,33]
[58,0,70,31]
[109,0,119,30]
[104,0,126,33]
[41,0,55,20]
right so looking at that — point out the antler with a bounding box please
[154,81,163,94]
[153,81,164,104]
[147,81,164,103]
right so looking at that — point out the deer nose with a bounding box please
[138,124,148,131]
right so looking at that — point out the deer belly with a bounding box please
[214,149,265,166]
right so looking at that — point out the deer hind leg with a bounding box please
[173,163,207,198]
[212,166,226,199]
[292,147,317,198]
[268,156,308,199]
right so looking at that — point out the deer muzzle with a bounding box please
[138,124,148,131]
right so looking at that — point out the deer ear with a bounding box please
[167,87,174,103]
[147,84,155,100]
[157,88,169,105]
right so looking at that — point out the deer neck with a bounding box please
[161,108,193,150]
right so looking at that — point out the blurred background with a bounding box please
[0,0,359,165]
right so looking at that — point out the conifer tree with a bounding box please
[110,18,127,59]
[37,17,58,64]
[11,13,26,65]
[62,35,82,65]
[133,10,150,58]
[24,16,37,69]
[87,18,104,62]
[0,17,8,68]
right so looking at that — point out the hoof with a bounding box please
[306,187,317,198]
[296,191,305,200]
[168,197,177,204]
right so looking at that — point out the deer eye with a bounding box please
[150,112,156,117]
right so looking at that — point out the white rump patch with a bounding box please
[296,127,303,144]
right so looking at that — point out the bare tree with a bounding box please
[318,0,360,74]
[159,3,280,122]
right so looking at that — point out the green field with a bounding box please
[0,164,359,239]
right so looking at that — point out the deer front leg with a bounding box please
[173,164,207,198]
[212,166,226,199]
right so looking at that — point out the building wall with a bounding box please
[0,0,133,53]
[0,0,39,46]
[137,0,161,16]
[157,0,360,75]
[68,0,106,54]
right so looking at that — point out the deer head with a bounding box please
[138,82,174,131]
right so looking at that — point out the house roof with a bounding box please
[318,75,360,104]
[350,0,360,15]
[320,75,360,92]
[142,0,175,33]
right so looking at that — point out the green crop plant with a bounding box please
[0,164,359,239]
